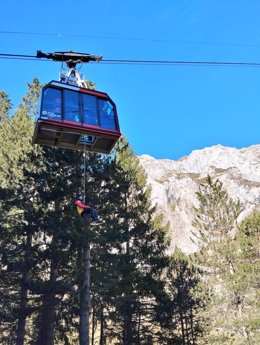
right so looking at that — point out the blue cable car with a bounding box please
[32,80,121,153]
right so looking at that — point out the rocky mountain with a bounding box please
[139,145,260,254]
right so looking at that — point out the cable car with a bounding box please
[32,51,121,154]
[33,81,121,153]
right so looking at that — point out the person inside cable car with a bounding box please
[64,90,80,123]
[99,99,116,130]
[82,93,98,126]
[41,89,62,121]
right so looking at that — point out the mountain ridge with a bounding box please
[139,144,260,253]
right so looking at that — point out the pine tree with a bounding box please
[0,91,12,121]
[159,250,203,345]
[0,79,40,189]
[0,81,42,344]
[89,137,170,344]
[232,212,260,344]
[0,79,83,344]
[193,175,242,245]
[191,176,260,344]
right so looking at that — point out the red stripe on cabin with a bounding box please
[39,120,121,137]
[79,88,109,98]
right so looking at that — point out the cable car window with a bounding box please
[64,90,80,123]
[82,94,98,126]
[98,99,116,130]
[41,88,62,120]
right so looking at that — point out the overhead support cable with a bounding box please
[101,59,260,67]
[1,52,260,68]
[1,30,260,49]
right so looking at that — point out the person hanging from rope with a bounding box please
[75,193,101,225]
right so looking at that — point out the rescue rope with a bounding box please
[83,142,86,202]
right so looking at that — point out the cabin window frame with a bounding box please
[40,87,63,121]
[63,89,81,124]
[80,92,100,127]
[39,84,119,132]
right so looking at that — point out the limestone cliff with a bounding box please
[139,145,260,254]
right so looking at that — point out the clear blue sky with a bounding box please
[1,0,260,160]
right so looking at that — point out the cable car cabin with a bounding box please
[32,81,121,154]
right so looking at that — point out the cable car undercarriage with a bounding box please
[33,118,119,153]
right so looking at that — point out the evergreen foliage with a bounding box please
[193,175,242,245]
[0,80,42,344]
[0,80,82,344]
[0,79,41,189]
[160,250,203,344]
[0,91,12,121]
[192,176,260,345]
[88,138,171,345]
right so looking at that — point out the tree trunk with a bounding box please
[91,301,95,345]
[36,199,59,345]
[189,307,195,345]
[137,308,141,345]
[99,306,104,345]
[80,218,91,345]
[123,303,133,345]
[177,285,186,345]
[16,276,28,345]
[16,232,32,345]
[36,256,58,345]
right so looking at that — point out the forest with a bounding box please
[0,79,259,345]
